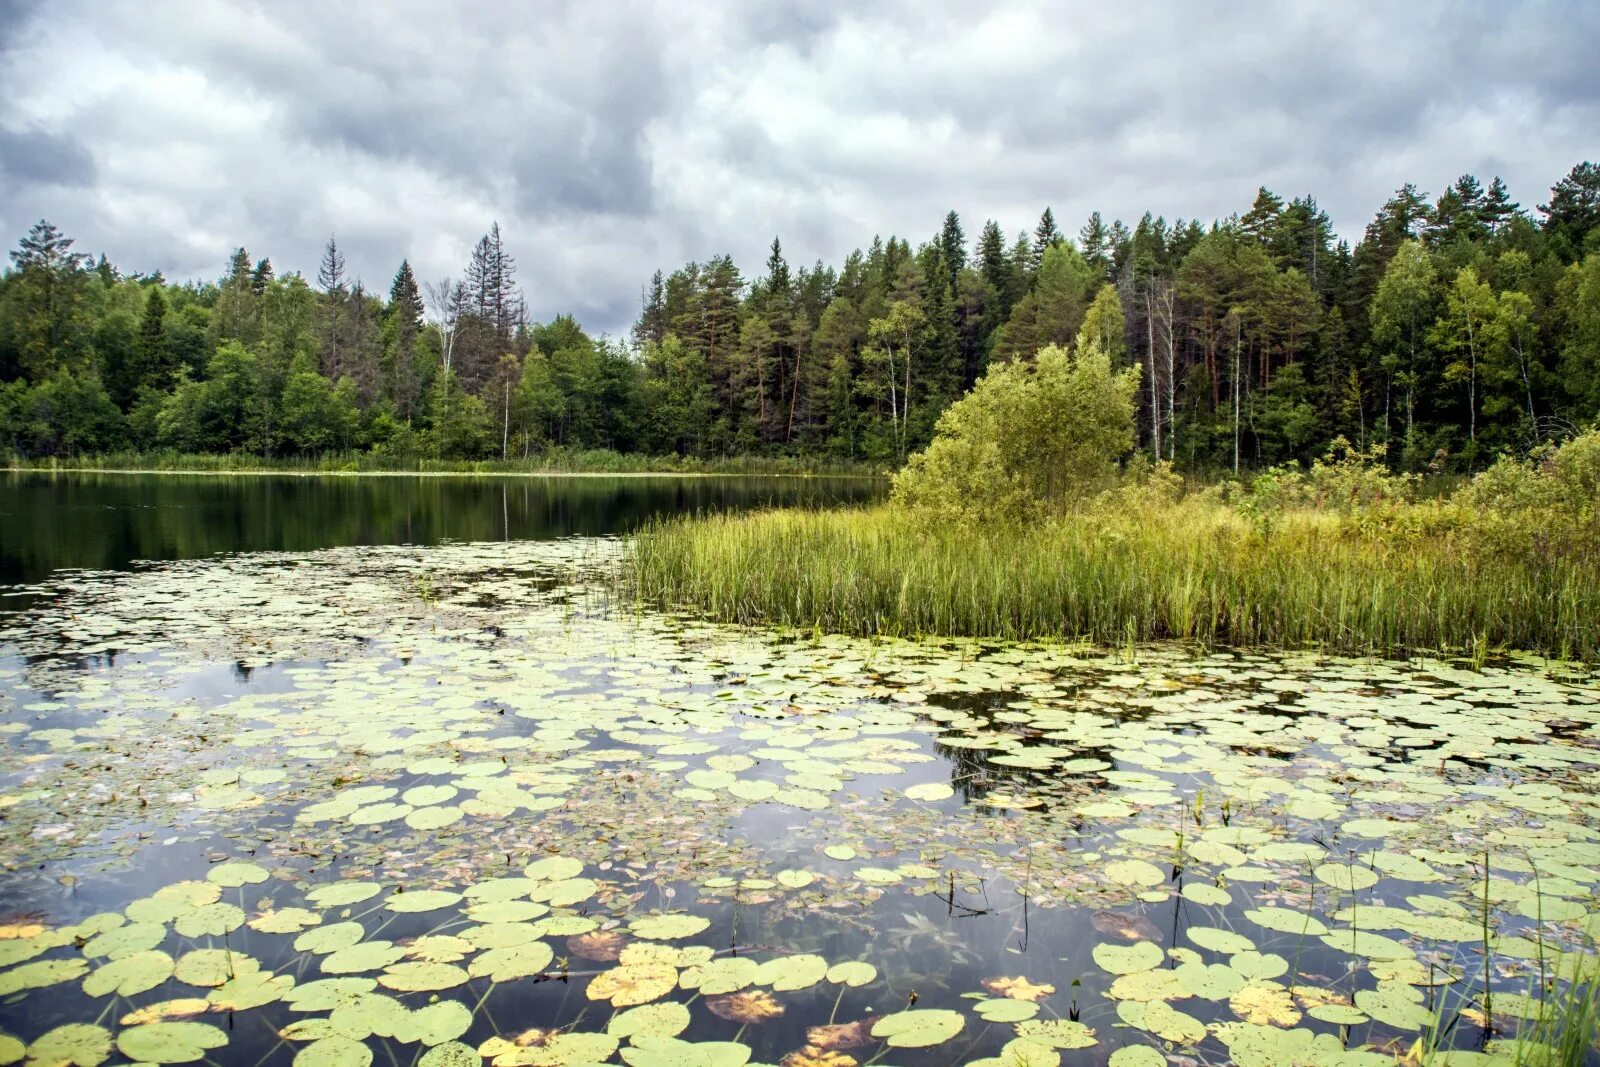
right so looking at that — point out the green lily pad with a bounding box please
[115,1022,229,1064]
[871,1008,965,1048]
[26,1025,112,1067]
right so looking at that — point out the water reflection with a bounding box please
[0,471,882,584]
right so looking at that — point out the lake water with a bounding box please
[0,472,1596,1067]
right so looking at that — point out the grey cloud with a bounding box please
[0,0,1595,336]
[0,126,96,187]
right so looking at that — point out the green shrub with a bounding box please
[890,339,1139,523]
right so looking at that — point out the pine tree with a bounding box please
[1079,211,1111,278]
[1481,177,1520,235]
[9,220,86,272]
[1031,208,1061,272]
[1240,188,1284,244]
[250,258,274,295]
[1540,161,1600,259]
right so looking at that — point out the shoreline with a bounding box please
[2,465,886,481]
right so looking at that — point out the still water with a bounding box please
[0,473,1596,1067]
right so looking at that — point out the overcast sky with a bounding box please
[2,1,1596,336]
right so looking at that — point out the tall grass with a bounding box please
[628,497,1600,659]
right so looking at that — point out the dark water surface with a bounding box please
[0,473,1596,1067]
[0,471,881,585]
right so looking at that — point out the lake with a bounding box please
[0,472,1596,1067]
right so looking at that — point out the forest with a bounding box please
[2,162,1598,472]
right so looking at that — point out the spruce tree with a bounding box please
[633,270,667,348]
[1031,208,1061,272]
[388,260,423,332]
[1078,211,1111,278]
[938,211,965,287]
[317,236,346,294]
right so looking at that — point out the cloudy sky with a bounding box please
[2,1,1596,335]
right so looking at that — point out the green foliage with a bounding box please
[4,163,1599,468]
[891,339,1139,523]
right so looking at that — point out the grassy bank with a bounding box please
[2,448,885,478]
[629,475,1600,660]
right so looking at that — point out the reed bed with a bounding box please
[628,498,1600,660]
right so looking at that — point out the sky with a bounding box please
[1,0,1597,337]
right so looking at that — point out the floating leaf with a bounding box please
[207,861,269,887]
[588,961,677,1006]
[119,1000,210,1026]
[1093,941,1163,975]
[982,975,1056,1001]
[82,950,173,997]
[630,914,710,940]
[608,1002,693,1042]
[25,1025,111,1067]
[708,989,785,1023]
[293,1037,372,1067]
[524,856,584,881]
[804,1017,879,1051]
[755,954,827,992]
[1107,1046,1165,1067]
[870,1009,964,1048]
[114,1022,228,1064]
[467,941,554,983]
[173,949,257,988]
[824,961,877,987]
[377,962,468,992]
[1105,860,1165,887]
[1314,862,1378,893]
[383,891,462,914]
[1014,1019,1097,1050]
[975,998,1039,1022]
[208,971,294,1011]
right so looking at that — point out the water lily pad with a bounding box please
[293,1036,372,1067]
[871,1008,964,1048]
[115,1022,228,1064]
[1014,1019,1097,1050]
[608,1002,693,1041]
[383,890,463,914]
[755,953,827,991]
[467,941,554,982]
[589,961,678,1006]
[377,962,469,992]
[82,950,173,997]
[1105,859,1165,887]
[26,1025,111,1067]
[525,856,584,881]
[1093,941,1163,975]
[207,860,269,887]
[631,914,711,940]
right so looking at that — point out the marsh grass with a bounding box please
[628,494,1600,659]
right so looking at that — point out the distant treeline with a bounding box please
[2,163,1598,471]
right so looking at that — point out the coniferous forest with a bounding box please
[3,162,1598,472]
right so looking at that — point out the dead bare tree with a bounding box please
[423,278,467,377]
